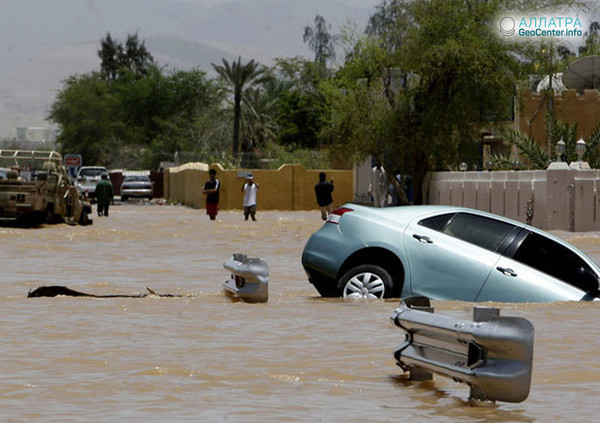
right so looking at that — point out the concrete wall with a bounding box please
[423,167,600,231]
[570,169,600,231]
[353,156,372,204]
[164,163,353,211]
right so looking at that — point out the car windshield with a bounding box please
[80,168,105,177]
[124,176,150,182]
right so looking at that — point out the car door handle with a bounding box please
[496,266,517,277]
[412,234,433,244]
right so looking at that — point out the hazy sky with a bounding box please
[0,0,383,136]
[185,0,381,7]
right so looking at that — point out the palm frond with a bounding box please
[490,153,515,170]
[504,129,549,169]
[586,123,600,168]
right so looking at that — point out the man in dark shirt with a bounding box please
[95,173,114,217]
[314,172,334,220]
[203,169,220,220]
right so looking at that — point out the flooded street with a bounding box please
[2,203,600,422]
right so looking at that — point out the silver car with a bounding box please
[120,175,153,201]
[301,204,600,302]
[76,166,108,200]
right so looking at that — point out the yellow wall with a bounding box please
[165,163,353,210]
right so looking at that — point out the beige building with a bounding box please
[518,89,600,151]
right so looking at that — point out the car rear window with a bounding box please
[420,212,515,253]
[419,213,455,231]
[80,168,106,177]
[125,176,150,182]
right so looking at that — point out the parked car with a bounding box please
[120,175,153,201]
[76,166,108,200]
[301,204,600,302]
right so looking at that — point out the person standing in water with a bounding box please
[203,169,220,220]
[314,172,334,220]
[241,173,259,221]
[95,173,114,217]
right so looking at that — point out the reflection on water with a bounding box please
[1,204,600,422]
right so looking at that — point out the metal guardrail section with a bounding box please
[391,297,534,403]
[222,253,268,303]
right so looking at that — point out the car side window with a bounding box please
[512,231,598,291]
[443,213,516,252]
[421,212,515,253]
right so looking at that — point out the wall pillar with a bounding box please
[545,164,573,231]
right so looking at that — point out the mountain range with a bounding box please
[0,0,379,138]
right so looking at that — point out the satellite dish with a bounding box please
[562,56,600,91]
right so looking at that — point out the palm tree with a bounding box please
[242,78,294,150]
[211,57,266,158]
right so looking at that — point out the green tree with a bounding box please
[48,73,123,164]
[366,0,409,55]
[116,68,219,168]
[98,32,155,80]
[273,56,323,92]
[49,54,219,168]
[303,15,337,75]
[269,57,327,150]
[242,78,293,150]
[211,57,267,159]
[275,89,323,149]
[98,33,122,80]
[579,21,600,56]
[323,0,520,203]
[122,32,155,76]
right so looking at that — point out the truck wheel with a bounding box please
[79,212,92,226]
[46,205,57,224]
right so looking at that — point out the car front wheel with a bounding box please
[338,264,392,299]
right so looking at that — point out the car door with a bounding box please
[477,230,599,302]
[404,212,517,301]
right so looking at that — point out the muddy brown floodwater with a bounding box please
[2,203,600,422]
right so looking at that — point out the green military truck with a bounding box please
[0,150,92,225]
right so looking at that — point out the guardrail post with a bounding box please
[404,297,435,381]
[222,253,269,303]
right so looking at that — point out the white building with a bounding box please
[15,127,57,144]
